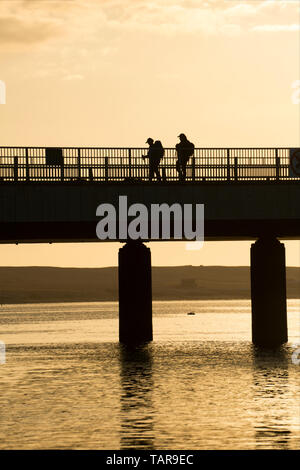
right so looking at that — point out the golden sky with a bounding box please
[0,0,299,267]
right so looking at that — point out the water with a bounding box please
[0,300,299,450]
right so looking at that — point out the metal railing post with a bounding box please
[77,148,81,180]
[25,148,29,182]
[128,148,132,179]
[275,149,280,181]
[227,148,230,181]
[105,157,109,182]
[14,157,18,182]
[234,156,238,181]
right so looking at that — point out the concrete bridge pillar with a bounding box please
[118,241,153,344]
[251,237,288,347]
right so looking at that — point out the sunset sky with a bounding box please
[0,0,299,267]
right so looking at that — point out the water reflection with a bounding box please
[119,344,155,450]
[251,346,292,449]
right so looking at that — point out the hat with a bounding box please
[178,133,186,139]
[146,137,154,144]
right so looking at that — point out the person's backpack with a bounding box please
[185,141,195,157]
[153,140,165,159]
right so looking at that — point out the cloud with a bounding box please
[94,0,299,35]
[0,0,72,46]
[252,24,300,32]
[0,16,59,44]
[95,1,300,40]
[0,0,298,49]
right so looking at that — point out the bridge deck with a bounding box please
[0,179,300,242]
[0,147,299,183]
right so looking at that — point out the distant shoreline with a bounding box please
[1,297,300,305]
[1,298,300,306]
[0,297,251,305]
[0,266,299,304]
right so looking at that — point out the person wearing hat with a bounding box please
[143,137,162,182]
[175,133,194,181]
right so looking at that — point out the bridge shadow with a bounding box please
[118,343,155,450]
[251,345,292,449]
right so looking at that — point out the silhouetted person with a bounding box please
[143,138,164,182]
[175,133,195,181]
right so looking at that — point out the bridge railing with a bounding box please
[0,147,298,182]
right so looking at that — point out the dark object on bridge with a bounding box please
[251,237,287,347]
[119,241,153,344]
[187,312,195,315]
[176,133,195,181]
[45,147,63,165]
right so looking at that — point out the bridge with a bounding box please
[1,146,300,348]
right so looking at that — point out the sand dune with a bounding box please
[0,266,299,304]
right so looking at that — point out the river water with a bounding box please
[0,300,299,450]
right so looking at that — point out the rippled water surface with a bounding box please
[0,300,299,449]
